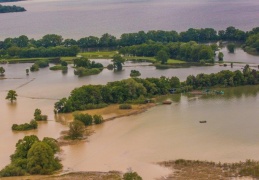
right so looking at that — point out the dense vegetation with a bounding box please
[34,108,48,121]
[0,27,259,59]
[55,64,258,113]
[0,4,25,13]
[0,135,61,177]
[73,57,104,76]
[73,113,103,126]
[12,120,37,131]
[119,41,215,63]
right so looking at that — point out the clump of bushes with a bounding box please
[74,67,101,77]
[0,135,61,177]
[34,108,48,121]
[107,64,114,70]
[49,65,68,71]
[30,60,49,72]
[130,70,141,77]
[73,113,104,126]
[12,120,38,131]
[119,104,132,109]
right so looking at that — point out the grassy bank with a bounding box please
[0,57,75,63]
[79,51,117,59]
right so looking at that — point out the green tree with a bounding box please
[27,142,62,174]
[227,43,236,53]
[26,69,29,75]
[0,66,5,76]
[112,54,125,71]
[93,115,103,124]
[218,52,224,61]
[6,90,17,103]
[123,171,142,180]
[73,113,93,126]
[68,120,85,139]
[155,50,169,64]
[40,34,63,47]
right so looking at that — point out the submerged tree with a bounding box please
[0,67,5,76]
[68,120,85,139]
[218,52,224,61]
[227,43,236,53]
[6,90,17,103]
[112,54,125,71]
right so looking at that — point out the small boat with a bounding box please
[163,100,172,105]
[199,121,207,123]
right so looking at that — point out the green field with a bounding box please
[125,56,185,64]
[79,51,117,59]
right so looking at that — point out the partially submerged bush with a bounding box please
[12,120,38,131]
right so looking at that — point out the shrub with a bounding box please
[35,60,49,68]
[34,109,48,121]
[30,64,39,72]
[49,65,68,71]
[130,70,141,77]
[12,120,38,131]
[119,104,132,109]
[73,113,93,126]
[68,120,85,139]
[107,64,114,70]
[123,171,142,180]
[93,115,103,124]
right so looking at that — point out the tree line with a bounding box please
[119,41,215,63]
[0,27,259,59]
[54,64,259,113]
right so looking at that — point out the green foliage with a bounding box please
[112,54,125,71]
[227,43,236,53]
[73,57,103,76]
[34,108,48,121]
[12,120,38,131]
[218,52,224,61]
[130,70,141,77]
[30,64,39,72]
[73,113,93,126]
[42,137,60,154]
[68,120,85,139]
[0,4,26,13]
[120,41,214,63]
[27,142,62,174]
[0,135,61,177]
[5,90,17,103]
[93,115,103,124]
[26,68,29,75]
[244,33,259,53]
[49,65,68,71]
[0,66,5,76]
[107,64,114,70]
[34,60,49,68]
[156,50,169,64]
[123,171,143,180]
[74,67,101,77]
[60,60,68,66]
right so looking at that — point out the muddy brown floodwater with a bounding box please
[1,61,259,179]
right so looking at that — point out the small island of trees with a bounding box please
[0,4,26,13]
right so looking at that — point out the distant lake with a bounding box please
[1,0,259,39]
